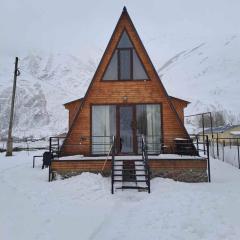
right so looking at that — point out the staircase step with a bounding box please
[116,186,148,190]
[114,159,144,162]
[114,164,144,167]
[114,174,147,177]
[114,169,146,172]
[114,180,147,183]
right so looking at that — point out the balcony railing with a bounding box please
[49,134,209,158]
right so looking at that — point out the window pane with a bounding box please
[102,51,118,80]
[133,50,148,80]
[118,31,133,48]
[120,50,131,80]
[146,104,161,154]
[136,105,147,136]
[92,105,116,154]
[120,106,134,153]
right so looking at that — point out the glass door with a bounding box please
[92,105,116,154]
[136,104,162,154]
[119,106,134,153]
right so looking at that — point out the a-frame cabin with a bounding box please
[49,7,209,189]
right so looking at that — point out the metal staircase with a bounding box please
[111,136,151,194]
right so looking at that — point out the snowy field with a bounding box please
[1,151,240,240]
[0,140,48,151]
[210,143,240,169]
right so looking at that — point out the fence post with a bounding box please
[222,140,225,162]
[206,136,211,182]
[49,137,51,152]
[216,133,219,158]
[237,139,240,169]
[196,135,199,155]
[203,135,206,155]
[202,114,206,154]
[48,165,52,182]
[58,138,60,158]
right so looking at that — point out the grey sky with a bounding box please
[1,0,239,65]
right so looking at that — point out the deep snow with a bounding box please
[1,151,240,240]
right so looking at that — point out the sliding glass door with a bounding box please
[92,105,116,154]
[91,104,161,155]
[136,104,162,154]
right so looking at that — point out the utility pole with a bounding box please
[6,57,20,156]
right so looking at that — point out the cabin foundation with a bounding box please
[50,156,208,182]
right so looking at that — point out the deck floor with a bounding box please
[57,154,206,161]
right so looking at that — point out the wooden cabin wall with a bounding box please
[64,100,81,128]
[62,14,189,156]
[170,99,187,123]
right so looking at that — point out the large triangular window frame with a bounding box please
[102,29,149,81]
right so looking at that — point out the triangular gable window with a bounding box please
[103,30,149,81]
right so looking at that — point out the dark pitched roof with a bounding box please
[169,96,190,105]
[63,98,83,106]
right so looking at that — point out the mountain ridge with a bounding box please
[0,35,239,138]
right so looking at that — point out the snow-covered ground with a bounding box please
[210,143,240,169]
[1,151,240,240]
[0,140,48,151]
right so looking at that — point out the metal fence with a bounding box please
[210,137,240,169]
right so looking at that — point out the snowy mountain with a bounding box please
[158,35,240,125]
[0,54,96,138]
[0,35,239,138]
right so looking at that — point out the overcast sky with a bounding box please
[1,0,239,65]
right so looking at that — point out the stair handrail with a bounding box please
[111,136,115,194]
[102,136,115,172]
[141,135,150,193]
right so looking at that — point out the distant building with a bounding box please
[201,124,240,141]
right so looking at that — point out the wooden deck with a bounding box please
[50,154,208,182]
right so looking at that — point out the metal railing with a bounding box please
[189,134,211,182]
[49,134,205,158]
[49,135,115,182]
[102,136,115,171]
[137,135,162,155]
[141,135,151,193]
[210,137,240,169]
[49,136,65,158]
[32,155,43,168]
[49,135,114,158]
[111,136,116,194]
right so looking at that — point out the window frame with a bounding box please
[101,30,150,82]
[117,48,133,80]
[90,103,163,155]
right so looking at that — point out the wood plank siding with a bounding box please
[51,159,206,172]
[61,9,191,156]
[64,98,83,128]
